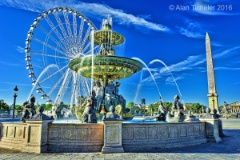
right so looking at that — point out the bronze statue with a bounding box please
[21,94,36,122]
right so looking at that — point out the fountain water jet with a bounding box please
[132,57,162,98]
[90,30,95,93]
[133,70,143,103]
[150,59,182,97]
[28,64,59,100]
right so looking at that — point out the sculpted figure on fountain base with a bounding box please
[21,94,36,122]
[168,95,185,122]
[156,96,167,121]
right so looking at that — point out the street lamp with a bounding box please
[12,86,18,119]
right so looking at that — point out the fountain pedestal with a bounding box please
[101,120,124,153]
[200,118,222,143]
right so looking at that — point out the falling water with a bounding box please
[132,57,162,100]
[90,30,94,93]
[133,70,143,103]
[28,64,59,100]
[150,59,182,97]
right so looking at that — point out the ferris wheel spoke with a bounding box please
[47,74,65,96]
[84,78,91,95]
[79,80,86,96]
[77,18,84,48]
[44,16,68,49]
[53,12,70,47]
[82,41,91,54]
[73,14,78,45]
[37,24,66,51]
[83,45,99,55]
[39,65,68,84]
[32,37,67,56]
[80,26,91,51]
[54,69,72,104]
[63,12,73,43]
[30,52,69,60]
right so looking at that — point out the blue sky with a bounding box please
[0,0,240,107]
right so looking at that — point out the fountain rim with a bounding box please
[68,55,143,81]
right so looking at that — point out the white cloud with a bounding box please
[215,67,240,71]
[177,19,204,38]
[140,55,205,89]
[159,55,205,73]
[165,76,184,85]
[0,0,170,32]
[0,60,20,66]
[16,46,25,53]
[211,41,223,47]
[213,46,240,59]
[178,27,204,38]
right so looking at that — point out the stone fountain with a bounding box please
[68,17,142,116]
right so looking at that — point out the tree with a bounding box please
[126,102,134,109]
[147,104,154,115]
[40,103,53,111]
[185,103,204,113]
[0,99,10,110]
[163,102,172,111]
[45,104,53,111]
[60,102,69,109]
[15,104,22,115]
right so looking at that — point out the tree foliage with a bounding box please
[40,103,53,111]
[0,99,10,110]
[126,102,134,109]
[163,102,173,111]
[146,101,173,115]
[185,103,205,113]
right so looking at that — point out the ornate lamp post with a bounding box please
[12,86,18,119]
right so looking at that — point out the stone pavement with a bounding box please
[0,119,240,160]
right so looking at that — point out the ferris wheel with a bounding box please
[25,7,99,107]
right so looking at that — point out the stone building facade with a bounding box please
[229,102,240,113]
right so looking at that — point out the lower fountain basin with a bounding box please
[0,120,215,153]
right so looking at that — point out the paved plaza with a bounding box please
[0,119,240,160]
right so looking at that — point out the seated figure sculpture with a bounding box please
[31,106,53,120]
[104,105,121,120]
[170,95,185,122]
[114,82,126,113]
[21,94,37,122]
[104,81,118,111]
[156,96,167,121]
[82,96,97,123]
[93,81,104,112]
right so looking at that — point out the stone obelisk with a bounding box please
[206,33,219,114]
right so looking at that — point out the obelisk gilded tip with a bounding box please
[206,32,210,40]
